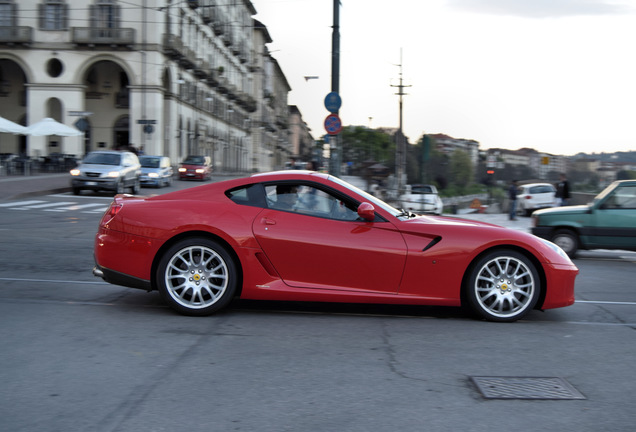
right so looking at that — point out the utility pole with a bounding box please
[391,49,410,198]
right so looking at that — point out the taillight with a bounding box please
[525,195,532,200]
[99,202,123,227]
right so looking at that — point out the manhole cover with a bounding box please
[471,376,586,400]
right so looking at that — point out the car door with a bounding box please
[252,182,407,294]
[586,184,636,250]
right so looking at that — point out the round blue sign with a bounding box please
[324,113,342,135]
[324,92,342,113]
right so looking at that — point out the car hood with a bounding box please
[78,163,121,172]
[141,167,162,174]
[534,205,590,216]
[405,214,500,229]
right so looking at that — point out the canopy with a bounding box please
[0,116,27,134]
[26,117,83,137]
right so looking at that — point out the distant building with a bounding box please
[430,134,480,166]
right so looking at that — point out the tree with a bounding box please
[449,150,473,191]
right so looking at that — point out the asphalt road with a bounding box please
[1,183,635,432]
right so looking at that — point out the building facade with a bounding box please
[0,0,297,172]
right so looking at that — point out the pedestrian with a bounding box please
[555,173,570,206]
[509,179,519,220]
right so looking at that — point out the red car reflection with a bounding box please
[93,171,578,322]
[178,155,212,180]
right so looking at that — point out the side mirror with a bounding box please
[357,202,375,221]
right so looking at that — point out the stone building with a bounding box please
[0,0,295,172]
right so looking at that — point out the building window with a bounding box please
[0,1,17,27]
[91,0,120,29]
[39,1,68,30]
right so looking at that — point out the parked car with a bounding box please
[399,184,443,215]
[178,155,212,180]
[516,183,557,216]
[93,171,577,322]
[139,155,173,188]
[532,180,636,257]
[70,150,140,195]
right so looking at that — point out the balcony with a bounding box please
[72,27,135,48]
[0,26,33,45]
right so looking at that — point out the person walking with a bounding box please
[555,173,570,206]
[509,179,519,220]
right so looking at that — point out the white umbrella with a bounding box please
[26,117,83,136]
[0,116,27,134]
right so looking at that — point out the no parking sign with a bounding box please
[324,113,342,135]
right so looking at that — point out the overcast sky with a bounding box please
[251,0,636,156]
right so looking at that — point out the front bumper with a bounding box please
[72,177,118,191]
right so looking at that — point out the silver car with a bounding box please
[139,155,173,188]
[70,150,141,195]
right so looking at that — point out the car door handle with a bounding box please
[261,217,276,226]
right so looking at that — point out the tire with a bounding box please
[551,229,579,258]
[115,180,125,195]
[132,178,140,194]
[466,249,541,322]
[156,238,237,316]
[72,187,81,195]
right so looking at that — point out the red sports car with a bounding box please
[93,171,578,322]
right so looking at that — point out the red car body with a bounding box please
[94,171,578,322]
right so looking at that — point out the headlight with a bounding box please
[148,172,159,178]
[70,169,80,176]
[107,171,121,178]
[178,167,187,172]
[195,168,205,174]
[540,238,572,263]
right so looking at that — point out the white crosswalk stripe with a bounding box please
[0,197,110,214]
[0,200,45,207]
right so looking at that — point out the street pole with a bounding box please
[331,0,341,176]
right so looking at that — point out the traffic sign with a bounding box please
[74,117,89,132]
[324,113,342,135]
[324,92,342,113]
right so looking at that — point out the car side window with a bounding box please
[264,183,361,221]
[603,185,636,209]
[226,184,267,208]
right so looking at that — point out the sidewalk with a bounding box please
[0,173,71,202]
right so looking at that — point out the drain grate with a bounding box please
[471,376,586,400]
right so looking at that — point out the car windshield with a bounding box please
[83,153,121,165]
[183,156,204,165]
[412,185,434,194]
[140,157,160,168]
[328,175,401,216]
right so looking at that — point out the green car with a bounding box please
[532,180,636,257]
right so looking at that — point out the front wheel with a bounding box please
[156,238,237,316]
[466,249,541,322]
[551,229,578,258]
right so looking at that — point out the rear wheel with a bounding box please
[466,249,540,322]
[551,229,579,258]
[156,238,237,316]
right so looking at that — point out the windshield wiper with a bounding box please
[396,208,416,219]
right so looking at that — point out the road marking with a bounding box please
[18,201,75,209]
[0,200,44,207]
[46,203,106,211]
[575,300,636,306]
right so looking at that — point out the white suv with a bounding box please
[517,183,556,216]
